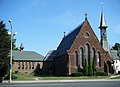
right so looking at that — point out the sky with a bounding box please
[0,0,120,56]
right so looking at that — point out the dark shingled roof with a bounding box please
[111,50,120,60]
[45,22,84,61]
[12,51,44,61]
[55,22,84,57]
[44,50,57,61]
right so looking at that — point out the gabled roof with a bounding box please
[111,50,120,60]
[12,50,44,61]
[55,22,84,57]
[44,50,57,61]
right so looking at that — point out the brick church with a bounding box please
[43,7,113,75]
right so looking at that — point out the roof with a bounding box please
[55,22,84,57]
[111,50,120,60]
[44,22,84,61]
[44,50,57,61]
[56,22,84,57]
[99,7,107,28]
[12,50,44,61]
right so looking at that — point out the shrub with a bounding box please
[96,72,108,76]
[92,57,96,76]
[71,72,84,77]
[118,71,120,74]
[88,65,93,76]
[4,73,18,80]
[84,59,88,76]
[15,71,19,74]
[0,77,3,83]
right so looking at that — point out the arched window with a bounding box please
[74,51,78,66]
[85,43,90,66]
[25,62,28,70]
[92,48,95,61]
[97,51,101,67]
[29,62,31,69]
[18,62,20,69]
[80,47,84,66]
[22,62,24,70]
[32,62,34,69]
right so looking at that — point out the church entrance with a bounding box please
[104,61,114,74]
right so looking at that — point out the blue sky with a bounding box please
[0,0,120,56]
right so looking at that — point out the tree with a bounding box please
[92,57,96,76]
[84,58,88,76]
[89,64,93,76]
[112,43,120,50]
[10,32,19,50]
[0,20,10,82]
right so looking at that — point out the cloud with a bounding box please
[46,11,82,27]
[31,0,47,7]
[115,24,120,34]
[19,7,25,12]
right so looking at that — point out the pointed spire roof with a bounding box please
[20,43,24,51]
[99,5,107,28]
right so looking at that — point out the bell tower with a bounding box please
[99,4,109,52]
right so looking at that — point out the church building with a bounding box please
[43,7,113,75]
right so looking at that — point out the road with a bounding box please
[0,80,120,87]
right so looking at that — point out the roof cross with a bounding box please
[85,13,87,20]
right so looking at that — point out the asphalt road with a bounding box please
[0,80,120,87]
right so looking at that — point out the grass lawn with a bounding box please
[14,74,36,80]
[13,74,109,80]
[38,76,108,80]
[110,76,120,79]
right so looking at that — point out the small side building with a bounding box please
[12,50,44,74]
[111,50,120,74]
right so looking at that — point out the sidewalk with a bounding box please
[2,75,120,83]
[2,79,120,83]
[109,75,120,79]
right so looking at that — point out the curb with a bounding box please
[2,79,120,83]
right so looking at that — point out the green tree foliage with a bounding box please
[92,57,96,76]
[12,40,18,50]
[84,58,88,76]
[0,20,10,82]
[10,33,19,50]
[88,64,93,76]
[112,43,120,50]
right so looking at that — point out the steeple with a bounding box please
[20,43,24,51]
[99,6,107,28]
[99,3,109,52]
[85,13,88,20]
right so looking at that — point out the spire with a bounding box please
[85,13,88,20]
[20,43,24,51]
[99,3,107,28]
[64,32,66,38]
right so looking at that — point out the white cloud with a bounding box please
[46,11,82,27]
[115,24,120,34]
[31,0,47,7]
[19,7,25,12]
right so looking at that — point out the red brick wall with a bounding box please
[54,54,69,75]
[12,61,43,74]
[68,20,110,74]
[49,19,112,75]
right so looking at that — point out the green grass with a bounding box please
[13,74,108,80]
[110,76,120,79]
[14,74,36,80]
[38,76,108,80]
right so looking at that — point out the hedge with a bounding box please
[96,72,108,76]
[71,72,84,76]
